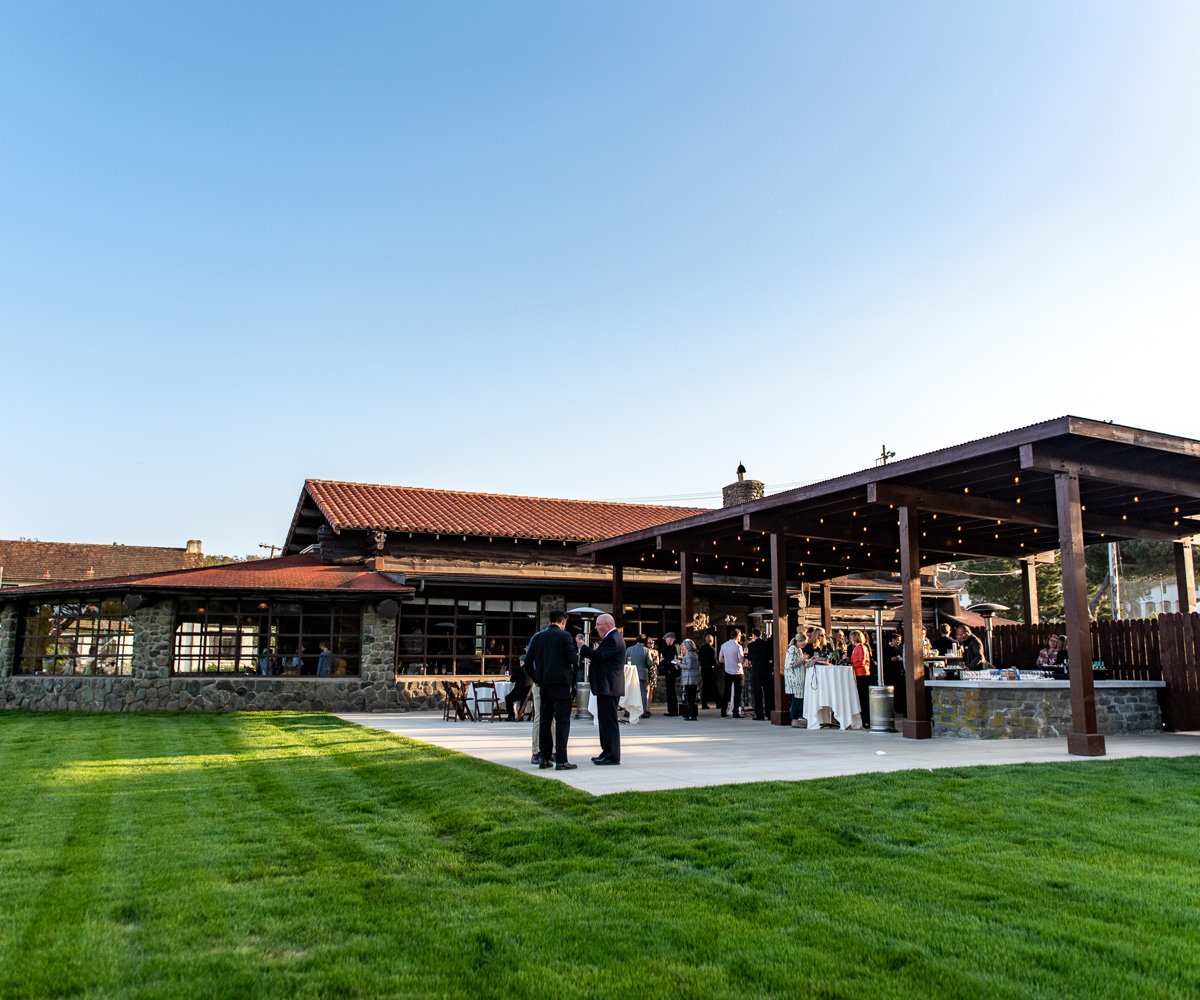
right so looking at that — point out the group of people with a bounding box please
[519,610,628,771]
[510,612,1021,768]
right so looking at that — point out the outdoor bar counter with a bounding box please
[926,676,1165,739]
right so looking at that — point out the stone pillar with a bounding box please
[0,602,17,678]
[539,594,566,628]
[722,479,765,507]
[360,603,397,684]
[131,600,176,679]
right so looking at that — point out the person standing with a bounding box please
[524,609,580,771]
[718,627,746,718]
[644,637,660,716]
[746,627,775,721]
[659,632,680,716]
[849,629,872,727]
[505,653,530,721]
[316,642,332,677]
[625,635,652,720]
[678,639,701,720]
[589,613,627,765]
[784,634,808,728]
[698,632,719,709]
[955,624,986,670]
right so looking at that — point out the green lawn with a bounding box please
[1,714,1197,999]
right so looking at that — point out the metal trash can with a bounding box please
[575,682,593,721]
[868,685,896,733]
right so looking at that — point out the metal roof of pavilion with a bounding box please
[579,416,1200,583]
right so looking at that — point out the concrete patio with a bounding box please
[338,709,1200,796]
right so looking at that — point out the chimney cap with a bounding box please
[736,462,746,482]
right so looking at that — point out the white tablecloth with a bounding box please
[467,681,513,718]
[587,664,644,725]
[803,663,862,731]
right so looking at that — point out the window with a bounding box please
[172,597,362,676]
[17,597,133,676]
[396,595,539,677]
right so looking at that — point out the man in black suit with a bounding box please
[746,627,775,721]
[524,609,580,770]
[588,613,627,765]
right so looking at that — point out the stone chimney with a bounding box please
[185,539,204,567]
[722,462,764,507]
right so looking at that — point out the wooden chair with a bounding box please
[518,687,535,721]
[441,681,472,721]
[472,681,503,722]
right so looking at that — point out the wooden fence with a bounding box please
[992,613,1200,730]
[1160,613,1200,731]
[990,619,1162,680]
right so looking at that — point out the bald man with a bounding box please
[588,613,627,765]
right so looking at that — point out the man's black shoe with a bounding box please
[593,758,620,765]
[555,762,578,770]
[590,755,608,764]
[538,761,553,769]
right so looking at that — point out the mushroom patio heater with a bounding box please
[567,606,606,720]
[852,593,903,734]
[967,603,1010,665]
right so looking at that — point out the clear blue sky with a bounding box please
[3,1,1198,556]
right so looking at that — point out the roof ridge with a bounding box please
[305,479,709,512]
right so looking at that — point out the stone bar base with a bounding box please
[929,681,1164,739]
[1,676,450,713]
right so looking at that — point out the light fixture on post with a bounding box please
[852,593,903,733]
[566,607,606,720]
[967,603,1010,664]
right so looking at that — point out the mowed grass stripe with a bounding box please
[0,713,1198,999]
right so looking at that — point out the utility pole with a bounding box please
[259,543,280,558]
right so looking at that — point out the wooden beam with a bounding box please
[1020,558,1040,625]
[820,582,833,633]
[769,532,790,726]
[869,480,1192,544]
[1175,541,1196,615]
[1056,473,1104,757]
[679,550,693,642]
[1022,443,1200,497]
[611,563,624,628]
[898,506,930,739]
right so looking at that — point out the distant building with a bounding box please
[0,539,203,589]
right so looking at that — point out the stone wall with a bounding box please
[131,600,176,678]
[931,683,1163,738]
[2,675,443,713]
[360,604,398,684]
[538,594,566,628]
[0,604,17,678]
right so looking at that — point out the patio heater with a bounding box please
[567,606,605,721]
[967,603,1009,665]
[748,608,774,639]
[852,593,902,734]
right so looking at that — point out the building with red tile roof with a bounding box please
[0,539,204,590]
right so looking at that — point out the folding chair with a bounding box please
[518,687,535,721]
[472,681,503,722]
[442,681,472,721]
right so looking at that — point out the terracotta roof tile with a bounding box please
[0,539,198,585]
[304,480,711,542]
[3,554,412,598]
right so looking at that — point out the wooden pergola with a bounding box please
[580,417,1200,756]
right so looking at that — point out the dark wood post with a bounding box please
[1020,558,1040,625]
[611,563,624,628]
[769,532,790,726]
[1175,541,1196,615]
[679,549,693,639]
[1056,472,1104,756]
[899,505,931,739]
[820,582,833,634]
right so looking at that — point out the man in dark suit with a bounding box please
[524,609,580,770]
[588,613,627,765]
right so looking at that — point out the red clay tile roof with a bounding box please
[303,480,712,542]
[2,554,412,598]
[0,539,199,585]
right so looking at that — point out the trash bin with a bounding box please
[869,685,896,733]
[575,682,593,721]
